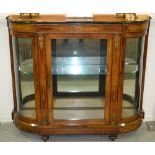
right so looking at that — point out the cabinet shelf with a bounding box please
[19,57,138,75]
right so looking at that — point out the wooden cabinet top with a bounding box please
[7,14,150,24]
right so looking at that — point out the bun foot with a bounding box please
[41,135,49,142]
[109,135,117,141]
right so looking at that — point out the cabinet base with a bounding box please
[13,112,143,138]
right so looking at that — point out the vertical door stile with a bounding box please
[110,33,121,125]
[38,33,48,125]
[117,34,124,123]
[46,36,53,123]
[33,35,41,123]
[104,36,112,123]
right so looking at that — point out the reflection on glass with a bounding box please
[122,38,142,118]
[13,37,36,119]
[52,39,107,120]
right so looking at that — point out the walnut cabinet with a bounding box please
[7,14,150,141]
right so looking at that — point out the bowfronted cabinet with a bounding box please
[7,14,150,141]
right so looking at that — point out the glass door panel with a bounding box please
[51,39,107,120]
[122,38,143,118]
[12,37,36,119]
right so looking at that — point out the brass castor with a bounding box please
[109,135,117,141]
[41,135,49,142]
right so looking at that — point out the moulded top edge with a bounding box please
[6,14,151,24]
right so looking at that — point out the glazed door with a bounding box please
[11,34,40,120]
[121,37,145,120]
[46,34,112,123]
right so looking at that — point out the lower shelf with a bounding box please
[54,97,104,120]
[20,95,137,120]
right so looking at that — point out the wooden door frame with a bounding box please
[118,32,149,123]
[45,33,113,125]
[9,32,41,123]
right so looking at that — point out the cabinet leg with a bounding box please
[109,135,117,141]
[41,135,49,142]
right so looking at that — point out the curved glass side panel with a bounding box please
[122,38,143,118]
[51,39,107,120]
[12,37,36,119]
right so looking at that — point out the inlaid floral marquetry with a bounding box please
[114,34,120,49]
[38,34,44,50]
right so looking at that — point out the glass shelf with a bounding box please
[19,57,138,75]
[53,56,106,75]
[124,57,138,74]
[20,57,107,75]
[53,56,106,65]
[19,59,34,75]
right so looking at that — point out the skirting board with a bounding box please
[146,121,155,131]
[0,117,12,123]
[144,115,155,122]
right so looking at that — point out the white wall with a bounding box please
[0,15,13,122]
[143,16,155,121]
[0,14,155,122]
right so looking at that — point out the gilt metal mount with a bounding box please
[20,13,40,18]
[116,13,137,21]
[114,34,120,49]
[38,34,44,50]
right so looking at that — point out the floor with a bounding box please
[0,122,155,142]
